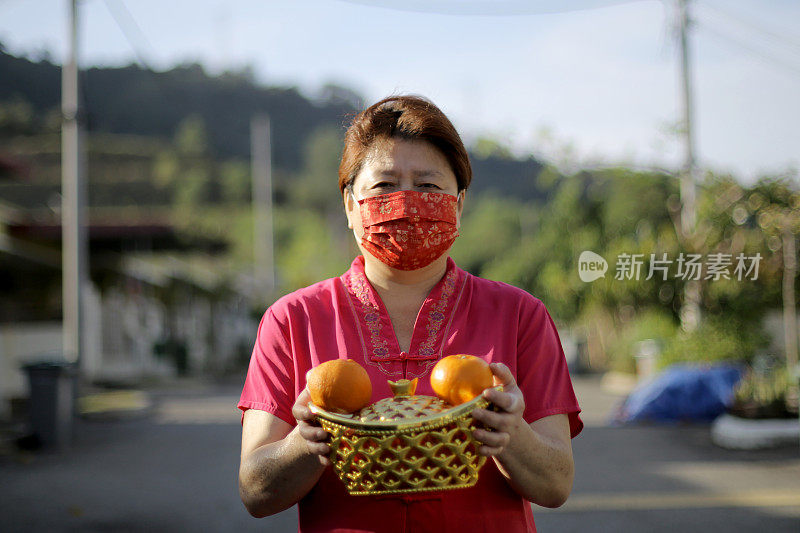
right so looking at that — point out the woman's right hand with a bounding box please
[291,387,331,466]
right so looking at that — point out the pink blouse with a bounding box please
[239,255,582,532]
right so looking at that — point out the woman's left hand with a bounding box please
[470,362,526,457]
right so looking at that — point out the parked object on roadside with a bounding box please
[21,360,77,450]
[610,363,742,424]
[729,361,798,420]
[711,413,799,450]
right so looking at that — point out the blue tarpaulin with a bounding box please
[612,363,743,424]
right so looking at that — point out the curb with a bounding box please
[78,390,153,420]
[711,413,800,450]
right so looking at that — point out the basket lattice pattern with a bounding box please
[358,395,450,422]
[317,396,489,496]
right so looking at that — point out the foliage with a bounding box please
[0,96,35,135]
[732,357,799,418]
[605,309,678,374]
[153,115,216,206]
[273,206,353,291]
[460,167,796,372]
[659,317,769,368]
[472,137,514,160]
[734,365,793,408]
[449,192,525,275]
[286,125,346,214]
[219,159,251,203]
[480,167,680,322]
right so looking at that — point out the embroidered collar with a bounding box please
[341,255,466,378]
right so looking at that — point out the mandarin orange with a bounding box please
[430,354,493,406]
[307,358,372,414]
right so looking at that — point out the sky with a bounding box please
[0,0,798,182]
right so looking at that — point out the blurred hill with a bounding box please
[0,46,550,204]
[0,45,357,171]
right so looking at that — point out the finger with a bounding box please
[297,387,312,404]
[306,440,331,457]
[298,421,329,442]
[488,362,516,387]
[472,428,510,448]
[292,388,313,420]
[292,403,312,421]
[482,388,522,414]
[478,444,504,457]
[472,407,512,431]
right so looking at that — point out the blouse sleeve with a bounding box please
[238,307,297,427]
[515,297,583,438]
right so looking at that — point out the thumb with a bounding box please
[292,387,314,421]
[489,362,516,388]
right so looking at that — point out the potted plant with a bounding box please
[728,362,798,419]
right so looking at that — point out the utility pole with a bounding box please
[782,225,798,372]
[251,115,275,301]
[677,0,701,332]
[62,0,87,367]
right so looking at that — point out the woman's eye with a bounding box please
[419,183,441,189]
[373,182,393,189]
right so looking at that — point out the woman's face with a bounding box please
[343,137,465,243]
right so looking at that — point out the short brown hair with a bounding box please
[338,95,472,193]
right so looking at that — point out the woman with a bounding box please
[238,95,583,532]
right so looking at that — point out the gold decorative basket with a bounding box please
[309,378,500,496]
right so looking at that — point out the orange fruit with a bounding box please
[307,359,372,414]
[430,354,493,406]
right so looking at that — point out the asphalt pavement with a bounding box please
[1,374,798,532]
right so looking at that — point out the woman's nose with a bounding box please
[397,177,415,191]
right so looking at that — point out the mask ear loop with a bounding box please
[346,185,359,230]
[348,185,362,205]
[455,190,466,208]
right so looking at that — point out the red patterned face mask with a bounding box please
[357,190,460,271]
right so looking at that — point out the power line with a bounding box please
[693,9,800,71]
[102,0,156,69]
[97,0,171,110]
[698,1,800,54]
[695,19,800,78]
[334,0,647,16]
[693,3,800,69]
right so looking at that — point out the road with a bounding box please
[1,375,798,532]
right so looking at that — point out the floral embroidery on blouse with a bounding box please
[348,270,389,358]
[418,268,457,357]
[342,258,464,378]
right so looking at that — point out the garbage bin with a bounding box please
[22,361,77,450]
[634,339,661,379]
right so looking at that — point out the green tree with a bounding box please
[0,96,34,135]
[449,192,524,274]
[287,125,345,215]
[153,114,216,207]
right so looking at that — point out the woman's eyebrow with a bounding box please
[376,170,398,178]
[373,169,444,179]
[412,170,444,178]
